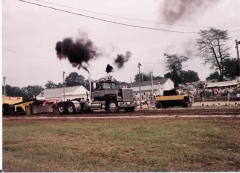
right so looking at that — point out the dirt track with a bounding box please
[2,107,240,121]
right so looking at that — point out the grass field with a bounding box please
[2,117,240,172]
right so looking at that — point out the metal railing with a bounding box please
[194,96,239,102]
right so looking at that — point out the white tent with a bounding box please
[205,80,239,88]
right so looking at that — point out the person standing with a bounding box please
[227,92,231,102]
[237,92,240,101]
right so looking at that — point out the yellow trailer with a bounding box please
[155,89,192,108]
[156,95,187,101]
[2,95,23,115]
[2,95,22,104]
[2,95,36,115]
[13,100,34,113]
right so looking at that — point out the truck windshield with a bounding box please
[102,82,116,89]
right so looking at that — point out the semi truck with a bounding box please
[155,89,192,108]
[57,76,136,114]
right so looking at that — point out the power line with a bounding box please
[3,48,56,60]
[16,0,197,34]
[33,0,240,28]
[18,0,240,33]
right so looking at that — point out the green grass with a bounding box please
[3,118,240,172]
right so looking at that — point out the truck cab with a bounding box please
[92,79,117,101]
[91,77,135,112]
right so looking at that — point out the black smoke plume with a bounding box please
[160,0,219,24]
[106,64,114,73]
[55,36,101,73]
[114,51,132,68]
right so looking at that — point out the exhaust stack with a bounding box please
[89,73,92,102]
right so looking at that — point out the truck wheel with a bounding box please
[3,104,12,115]
[125,107,135,112]
[182,102,188,107]
[108,100,119,113]
[57,102,67,114]
[156,102,162,109]
[16,106,24,114]
[2,104,9,115]
[67,102,75,114]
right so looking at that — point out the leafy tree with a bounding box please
[56,83,64,88]
[45,80,57,89]
[65,72,86,87]
[3,84,44,101]
[164,54,188,73]
[3,85,24,97]
[134,73,163,82]
[196,28,230,81]
[134,73,150,82]
[115,80,127,85]
[223,58,238,79]
[153,76,163,80]
[84,79,91,90]
[181,70,200,83]
[164,53,189,87]
[206,71,220,81]
[21,85,44,101]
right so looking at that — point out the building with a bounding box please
[117,78,174,100]
[36,86,89,103]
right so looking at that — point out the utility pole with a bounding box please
[150,71,153,94]
[63,71,65,101]
[3,76,6,96]
[158,82,161,96]
[138,62,142,109]
[236,39,240,76]
[130,78,132,88]
[89,73,91,101]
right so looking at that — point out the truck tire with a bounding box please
[182,102,188,108]
[67,102,75,114]
[57,102,67,114]
[108,100,119,113]
[2,104,13,115]
[155,102,162,109]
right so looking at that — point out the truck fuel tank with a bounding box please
[88,102,102,109]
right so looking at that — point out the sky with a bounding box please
[2,0,240,88]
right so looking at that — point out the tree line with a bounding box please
[3,28,239,100]
[2,72,88,101]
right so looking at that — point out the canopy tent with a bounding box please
[205,81,239,88]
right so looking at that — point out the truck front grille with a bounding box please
[122,88,133,101]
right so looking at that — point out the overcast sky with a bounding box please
[2,0,240,88]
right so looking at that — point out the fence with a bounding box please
[194,96,239,102]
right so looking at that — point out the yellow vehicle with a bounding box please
[2,95,23,114]
[155,89,192,108]
[2,95,22,104]
[2,95,34,115]
[2,95,55,115]
[14,100,35,113]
